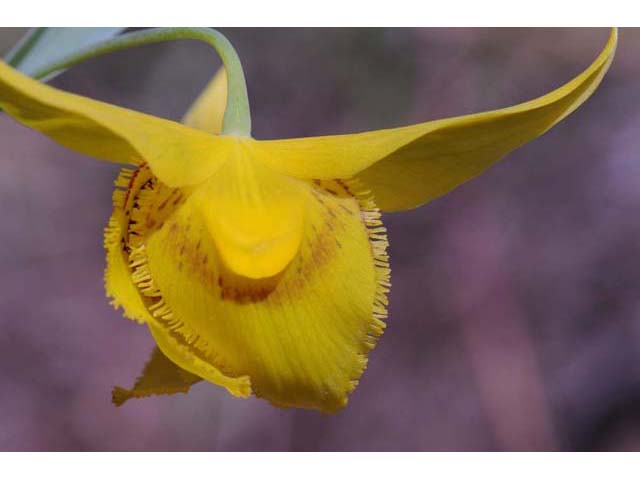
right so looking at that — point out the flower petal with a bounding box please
[105,165,251,399]
[147,323,251,399]
[140,178,388,412]
[112,345,202,406]
[182,68,227,134]
[0,61,235,187]
[104,168,154,323]
[104,210,151,323]
[248,28,617,211]
[191,151,308,279]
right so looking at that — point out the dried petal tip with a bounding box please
[111,347,202,406]
[111,386,133,407]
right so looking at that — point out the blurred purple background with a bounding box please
[1,28,639,451]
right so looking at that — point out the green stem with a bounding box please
[30,28,251,137]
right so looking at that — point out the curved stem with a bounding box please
[31,28,251,137]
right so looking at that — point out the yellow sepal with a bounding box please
[182,68,227,134]
[0,61,235,187]
[246,28,617,211]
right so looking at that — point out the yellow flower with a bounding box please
[0,29,617,412]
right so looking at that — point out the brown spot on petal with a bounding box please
[158,197,170,211]
[214,257,283,304]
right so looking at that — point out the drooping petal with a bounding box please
[0,61,235,187]
[106,197,227,400]
[104,165,250,399]
[146,323,251,399]
[182,68,227,134]
[112,346,202,406]
[135,173,389,412]
[106,180,237,402]
[247,28,617,211]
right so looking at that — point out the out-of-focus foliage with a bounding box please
[5,27,125,79]
[0,28,26,57]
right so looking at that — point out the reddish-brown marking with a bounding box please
[339,204,353,215]
[122,165,143,208]
[158,196,170,211]
[215,259,284,304]
[172,193,184,206]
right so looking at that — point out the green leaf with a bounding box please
[4,27,125,80]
